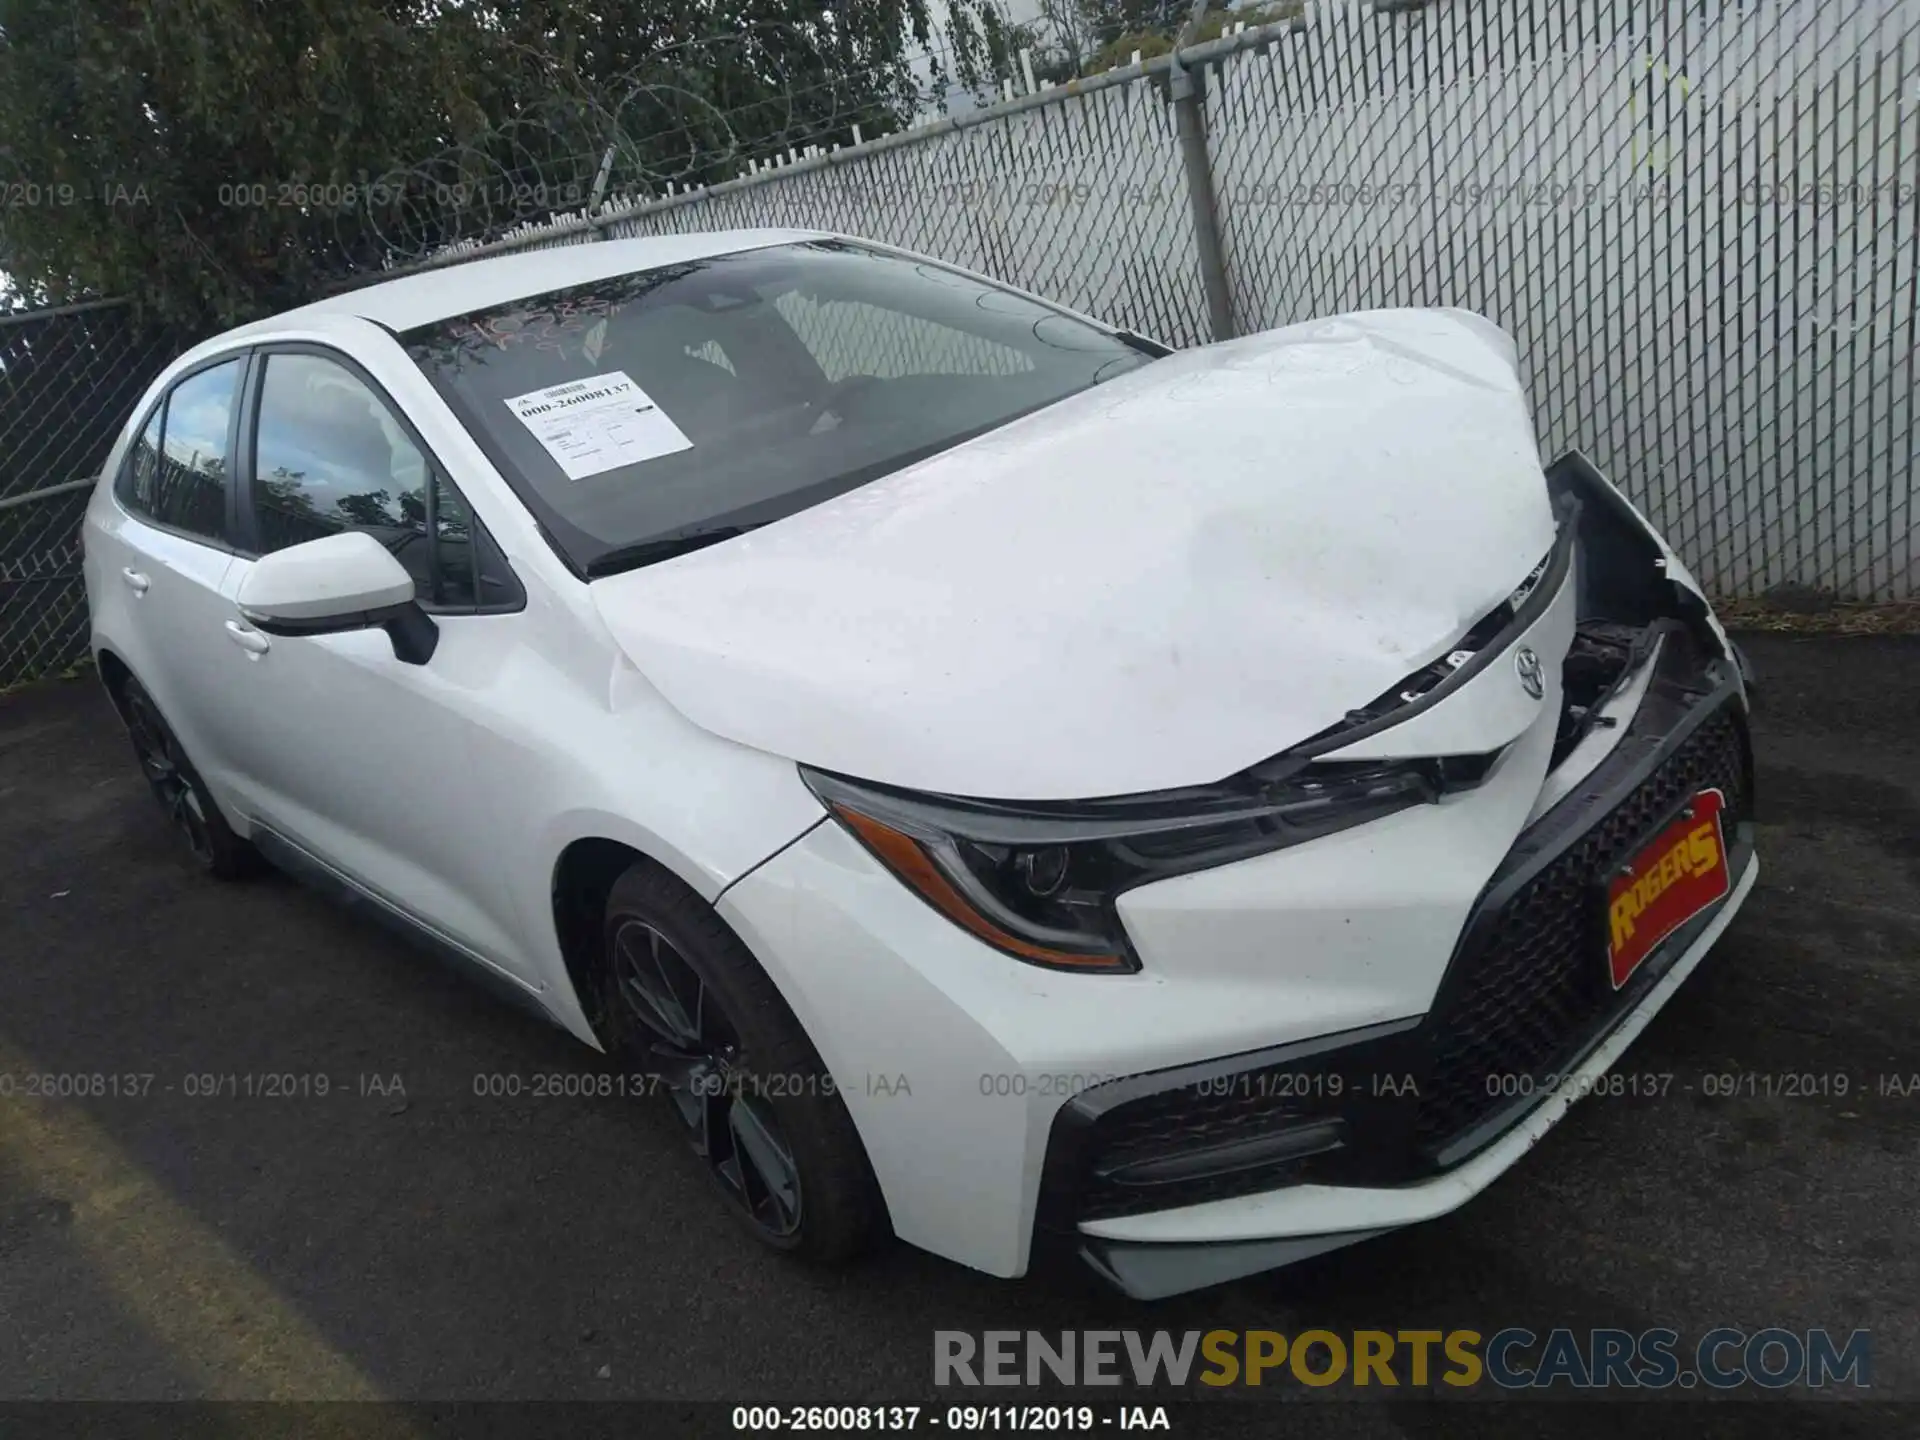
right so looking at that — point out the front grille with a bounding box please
[1413,706,1750,1150]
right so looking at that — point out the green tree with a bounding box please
[0,0,1020,327]
[1039,1,1298,77]
[335,489,398,527]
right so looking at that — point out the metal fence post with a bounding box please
[1169,24,1234,343]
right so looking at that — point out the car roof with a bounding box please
[219,227,832,342]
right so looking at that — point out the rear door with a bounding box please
[86,356,251,797]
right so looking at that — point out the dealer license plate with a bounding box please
[1604,788,1731,989]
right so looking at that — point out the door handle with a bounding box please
[121,567,150,594]
[224,620,270,655]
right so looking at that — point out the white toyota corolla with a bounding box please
[84,229,1756,1298]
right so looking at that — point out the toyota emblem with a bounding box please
[1514,646,1545,700]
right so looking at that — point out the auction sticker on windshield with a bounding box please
[505,371,692,480]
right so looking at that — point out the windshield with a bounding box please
[401,240,1156,576]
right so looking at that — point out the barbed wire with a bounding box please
[1,3,1214,295]
[331,23,988,262]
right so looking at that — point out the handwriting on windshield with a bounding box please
[463,296,616,355]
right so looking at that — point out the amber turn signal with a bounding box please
[828,804,1130,971]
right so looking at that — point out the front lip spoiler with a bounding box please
[1072,851,1759,1300]
[1079,1228,1399,1302]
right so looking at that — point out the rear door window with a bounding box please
[117,359,242,543]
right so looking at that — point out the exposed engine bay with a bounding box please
[1546,451,1735,768]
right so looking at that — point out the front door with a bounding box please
[210,347,537,985]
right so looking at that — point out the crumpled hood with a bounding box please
[591,308,1559,800]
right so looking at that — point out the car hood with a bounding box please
[590,308,1559,800]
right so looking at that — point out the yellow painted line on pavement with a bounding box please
[0,1037,391,1403]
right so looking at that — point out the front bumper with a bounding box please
[717,625,1754,1290]
[1074,848,1757,1297]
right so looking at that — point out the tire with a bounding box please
[115,674,262,881]
[600,859,881,1264]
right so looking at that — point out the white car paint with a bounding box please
[86,296,829,1031]
[716,664,1571,1274]
[592,308,1557,799]
[714,572,1588,1278]
[235,528,418,622]
[82,229,1755,1296]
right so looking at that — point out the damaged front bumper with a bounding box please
[716,451,1755,1293]
[1073,842,1756,1300]
[1033,476,1757,1299]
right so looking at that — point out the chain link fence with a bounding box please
[3,0,1914,686]
[0,302,193,687]
[579,0,1920,602]
[616,82,1215,349]
[442,0,1918,601]
[1206,0,1918,603]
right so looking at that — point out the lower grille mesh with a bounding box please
[1078,1076,1325,1221]
[1414,707,1749,1149]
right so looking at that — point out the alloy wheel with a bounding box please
[610,918,804,1239]
[124,689,214,867]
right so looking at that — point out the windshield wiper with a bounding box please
[1112,328,1173,357]
[584,526,756,577]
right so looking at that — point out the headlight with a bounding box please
[802,756,1491,973]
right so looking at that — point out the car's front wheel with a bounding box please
[115,674,260,880]
[601,860,881,1263]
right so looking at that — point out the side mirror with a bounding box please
[236,530,438,665]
